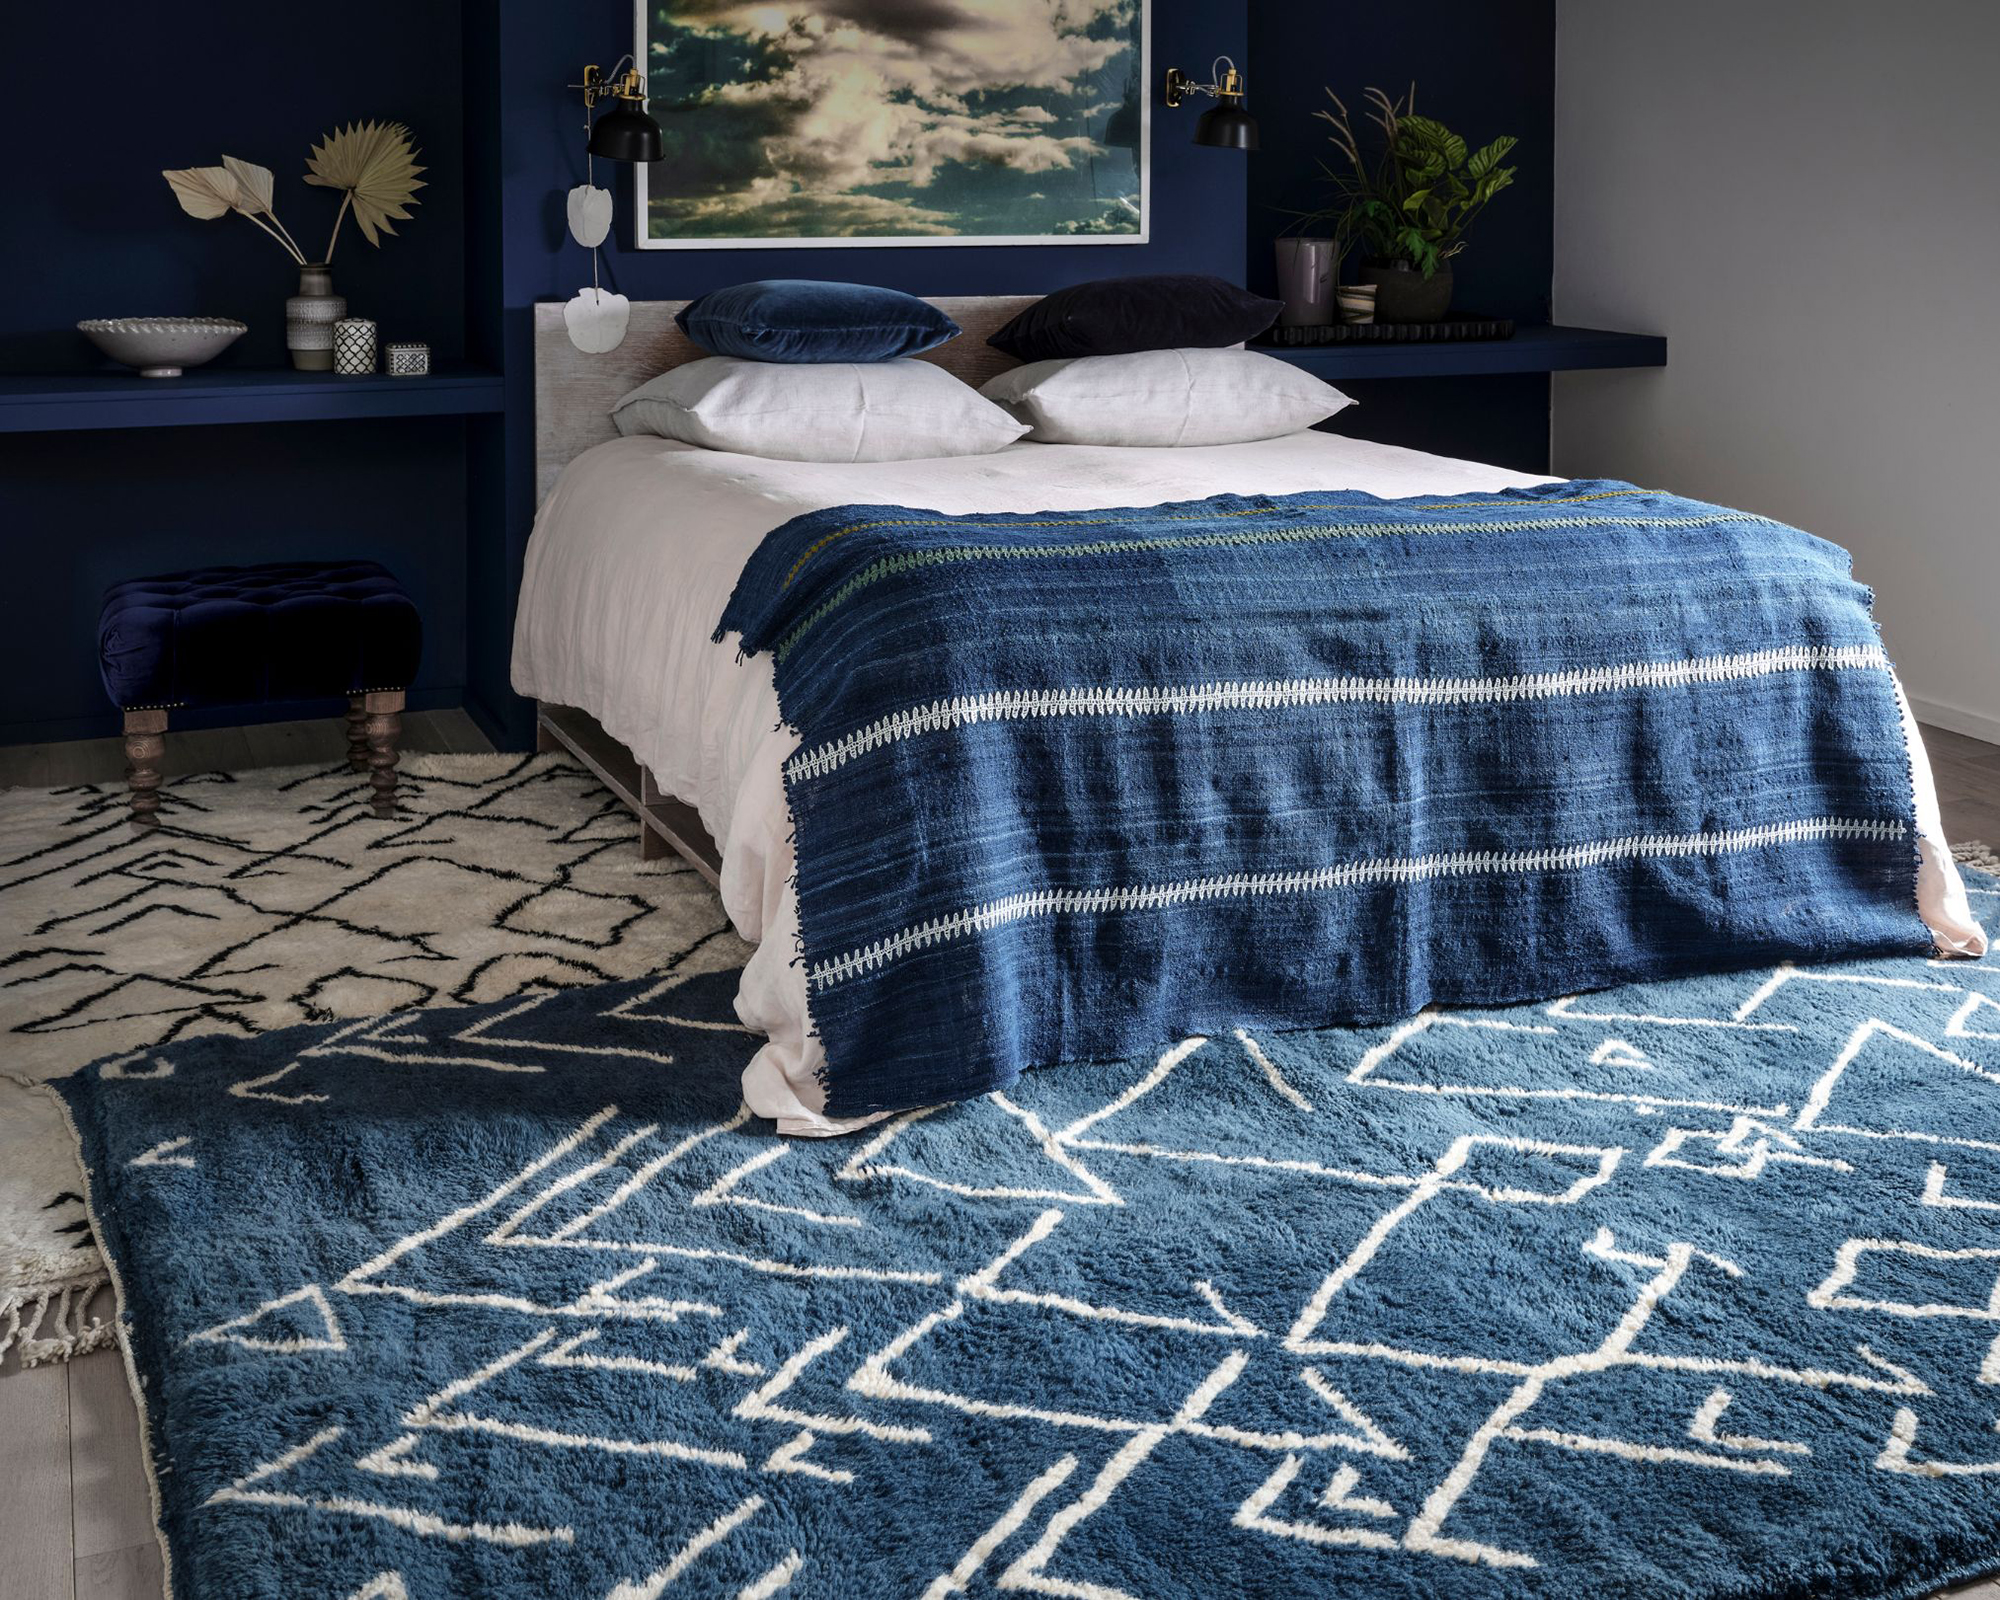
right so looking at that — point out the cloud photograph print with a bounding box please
[640,0,1147,245]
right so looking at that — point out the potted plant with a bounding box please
[1301,85,1517,324]
[163,123,425,369]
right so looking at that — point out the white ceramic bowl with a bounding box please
[78,317,248,378]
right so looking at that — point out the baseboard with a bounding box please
[1909,694,2000,749]
[0,686,465,749]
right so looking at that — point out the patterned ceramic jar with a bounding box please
[332,318,377,376]
[385,342,430,378]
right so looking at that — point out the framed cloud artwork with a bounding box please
[632,0,1149,249]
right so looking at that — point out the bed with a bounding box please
[516,296,1987,1137]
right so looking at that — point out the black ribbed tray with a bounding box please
[1257,315,1516,346]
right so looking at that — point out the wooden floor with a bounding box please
[1925,723,2000,847]
[0,708,493,791]
[1,723,1996,1600]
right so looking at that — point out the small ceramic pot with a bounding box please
[333,318,377,376]
[1273,237,1338,328]
[1336,286,1378,326]
[286,264,346,371]
[1358,260,1453,324]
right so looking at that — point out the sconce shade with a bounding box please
[1194,102,1259,151]
[589,102,665,163]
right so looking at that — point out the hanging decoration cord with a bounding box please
[577,51,637,301]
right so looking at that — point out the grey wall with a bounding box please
[1551,0,2000,740]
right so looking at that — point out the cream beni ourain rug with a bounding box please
[0,754,746,1364]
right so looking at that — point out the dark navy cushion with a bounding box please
[986,274,1284,361]
[675,280,960,363]
[98,560,421,710]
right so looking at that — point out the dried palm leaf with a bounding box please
[162,165,253,219]
[163,162,307,263]
[220,155,275,213]
[305,122,426,256]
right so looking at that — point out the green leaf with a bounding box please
[1467,136,1518,181]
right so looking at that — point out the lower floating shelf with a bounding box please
[0,364,506,433]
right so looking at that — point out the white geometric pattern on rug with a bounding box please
[129,900,2000,1596]
[0,755,746,1364]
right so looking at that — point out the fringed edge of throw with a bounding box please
[1954,839,1999,874]
[0,1271,116,1367]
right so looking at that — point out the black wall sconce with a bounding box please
[1163,56,1259,150]
[572,57,665,163]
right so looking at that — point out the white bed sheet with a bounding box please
[512,432,1987,1134]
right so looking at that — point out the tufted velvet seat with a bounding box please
[99,559,420,710]
[98,560,421,827]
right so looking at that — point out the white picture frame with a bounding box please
[631,0,1150,250]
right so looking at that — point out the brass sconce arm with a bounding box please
[1164,56,1247,108]
[569,55,649,111]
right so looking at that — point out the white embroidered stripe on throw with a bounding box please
[804,818,1907,993]
[784,645,1892,784]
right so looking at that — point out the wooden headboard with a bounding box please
[532,296,1040,503]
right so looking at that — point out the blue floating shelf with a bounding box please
[0,364,506,433]
[1253,324,1666,381]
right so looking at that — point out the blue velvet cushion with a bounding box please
[675,280,960,363]
[98,560,421,710]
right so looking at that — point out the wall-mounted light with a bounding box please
[559,55,665,355]
[1163,56,1259,151]
[576,60,665,164]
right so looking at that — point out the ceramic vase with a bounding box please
[285,264,346,371]
[1273,237,1338,327]
[1358,260,1453,324]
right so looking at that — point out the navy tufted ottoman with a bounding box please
[98,560,422,827]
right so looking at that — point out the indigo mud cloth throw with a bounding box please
[717,481,1931,1116]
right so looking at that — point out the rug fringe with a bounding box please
[1954,839,1998,873]
[0,1273,115,1367]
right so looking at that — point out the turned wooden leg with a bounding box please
[346,695,369,772]
[362,690,404,818]
[123,709,168,833]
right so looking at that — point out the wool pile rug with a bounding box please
[50,866,2000,1599]
[0,756,744,1364]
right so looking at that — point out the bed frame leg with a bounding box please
[638,765,670,860]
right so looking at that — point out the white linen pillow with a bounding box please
[980,348,1354,447]
[610,356,1028,463]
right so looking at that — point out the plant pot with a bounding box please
[1358,260,1453,324]
[285,263,347,372]
[1272,237,1338,328]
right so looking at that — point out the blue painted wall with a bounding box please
[0,422,470,743]
[0,4,468,371]
[1246,0,1556,471]
[0,0,473,744]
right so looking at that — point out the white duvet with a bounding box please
[512,431,1987,1135]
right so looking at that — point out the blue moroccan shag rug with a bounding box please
[51,878,2000,1600]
